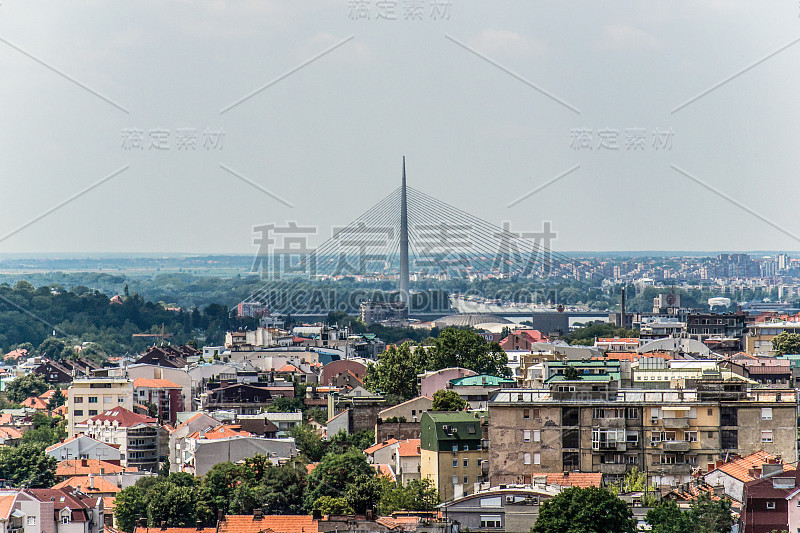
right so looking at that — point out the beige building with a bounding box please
[67,377,133,437]
[488,380,797,489]
[420,411,489,502]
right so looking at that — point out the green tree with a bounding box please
[47,388,66,410]
[429,329,511,377]
[772,331,800,356]
[267,396,304,413]
[363,343,427,400]
[431,389,467,411]
[197,462,242,523]
[646,494,733,533]
[147,483,198,528]
[37,337,73,360]
[531,486,636,533]
[345,474,385,514]
[289,423,328,462]
[159,457,171,477]
[0,443,57,488]
[563,366,581,381]
[5,373,49,403]
[114,486,146,533]
[312,496,353,515]
[378,478,439,515]
[304,448,375,511]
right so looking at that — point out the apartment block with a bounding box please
[420,411,489,502]
[488,380,797,489]
[67,378,134,437]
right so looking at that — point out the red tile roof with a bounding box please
[56,459,134,476]
[218,515,318,533]
[397,439,421,457]
[54,476,121,494]
[364,439,399,455]
[545,472,603,488]
[83,407,157,427]
[133,378,182,389]
[136,528,216,533]
[706,451,789,483]
[188,424,252,440]
[0,494,16,520]
[372,464,395,481]
[21,396,49,410]
[0,427,23,440]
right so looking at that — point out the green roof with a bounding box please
[420,411,488,451]
[449,374,516,387]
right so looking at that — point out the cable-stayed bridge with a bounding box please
[244,158,595,318]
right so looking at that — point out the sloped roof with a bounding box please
[57,459,134,476]
[364,439,399,455]
[706,451,786,483]
[83,407,157,427]
[375,516,420,531]
[545,472,603,488]
[373,463,396,481]
[397,439,421,457]
[218,515,318,533]
[54,476,121,494]
[0,494,16,520]
[0,427,23,440]
[133,378,182,389]
[136,528,216,533]
[21,396,48,410]
[188,425,252,440]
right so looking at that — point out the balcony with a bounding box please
[661,418,690,429]
[599,463,627,475]
[662,441,691,452]
[655,464,692,475]
[596,417,626,429]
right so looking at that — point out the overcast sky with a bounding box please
[1,1,799,255]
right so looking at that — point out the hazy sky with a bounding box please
[1,1,799,255]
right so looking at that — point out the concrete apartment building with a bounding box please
[75,407,165,472]
[67,378,134,437]
[420,411,489,502]
[488,380,797,488]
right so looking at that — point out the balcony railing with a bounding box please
[662,441,691,452]
[661,418,690,429]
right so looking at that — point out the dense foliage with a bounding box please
[0,443,57,488]
[431,389,467,411]
[531,486,637,533]
[646,494,733,533]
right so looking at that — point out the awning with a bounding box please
[661,406,691,411]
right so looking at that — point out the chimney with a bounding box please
[762,463,784,478]
[89,474,95,489]
[81,459,88,467]
[253,510,263,521]
[312,510,322,520]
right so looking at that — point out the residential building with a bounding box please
[75,407,165,472]
[201,383,294,415]
[376,396,433,442]
[741,468,800,533]
[420,411,489,502]
[28,488,104,533]
[438,486,559,533]
[360,301,408,325]
[46,435,123,462]
[447,375,517,410]
[132,378,184,425]
[67,378,134,437]
[499,330,549,352]
[419,368,477,399]
[704,451,789,503]
[488,381,798,488]
[179,435,296,476]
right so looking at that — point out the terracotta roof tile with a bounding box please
[364,439,399,455]
[0,494,16,520]
[545,472,603,488]
[706,451,790,483]
[56,459,135,476]
[54,476,121,494]
[83,407,157,428]
[396,439,421,457]
[133,378,182,389]
[218,515,318,533]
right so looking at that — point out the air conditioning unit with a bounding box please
[506,496,514,503]
[650,442,659,447]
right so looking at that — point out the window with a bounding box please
[463,458,469,467]
[27,517,36,526]
[533,453,541,465]
[452,475,458,485]
[707,408,713,416]
[533,430,541,442]
[684,432,698,442]
[762,430,773,444]
[532,408,540,419]
[453,459,458,467]
[708,432,714,439]
[762,408,773,420]
[523,430,531,442]
[89,396,98,403]
[480,516,502,529]
[74,410,83,416]
[721,407,737,426]
[523,409,530,420]
[89,410,98,416]
[61,515,71,524]
[118,397,125,403]
[464,475,469,484]
[767,501,776,510]
[463,443,469,451]
[452,444,458,452]
[74,397,83,403]
[524,453,531,465]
